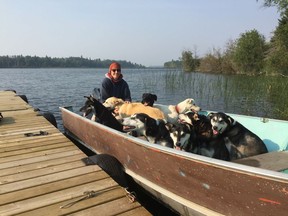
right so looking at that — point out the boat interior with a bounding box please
[203,111,288,174]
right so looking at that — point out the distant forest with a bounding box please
[0,55,146,68]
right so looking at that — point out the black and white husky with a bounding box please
[208,112,268,160]
[177,111,230,161]
[122,113,174,148]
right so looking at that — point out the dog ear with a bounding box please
[142,93,149,99]
[187,98,194,104]
[152,94,157,101]
[115,98,124,105]
[165,122,174,131]
[227,115,235,125]
[88,95,95,101]
[207,112,216,119]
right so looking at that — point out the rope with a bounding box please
[125,188,137,203]
[60,187,137,209]
[60,191,97,209]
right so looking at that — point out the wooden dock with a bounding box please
[0,91,151,216]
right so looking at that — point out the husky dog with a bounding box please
[122,113,174,148]
[177,111,230,161]
[166,122,193,151]
[208,112,268,160]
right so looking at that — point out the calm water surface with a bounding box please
[1,68,288,131]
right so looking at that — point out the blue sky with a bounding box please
[0,0,279,66]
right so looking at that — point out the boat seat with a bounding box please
[233,151,288,171]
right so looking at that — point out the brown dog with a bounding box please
[103,97,165,120]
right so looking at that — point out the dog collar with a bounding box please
[175,105,180,114]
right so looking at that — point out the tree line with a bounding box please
[0,55,145,69]
[164,1,288,76]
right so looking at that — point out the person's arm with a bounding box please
[100,78,112,102]
[123,82,132,102]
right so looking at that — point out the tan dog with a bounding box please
[103,97,165,120]
[154,98,201,125]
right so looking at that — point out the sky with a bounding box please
[0,0,280,67]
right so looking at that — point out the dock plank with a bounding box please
[0,178,118,215]
[16,187,126,216]
[0,160,87,184]
[0,171,108,205]
[0,91,151,216]
[0,165,102,194]
[0,154,84,177]
[0,150,83,170]
[68,196,142,216]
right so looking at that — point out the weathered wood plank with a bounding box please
[68,196,142,216]
[16,187,127,216]
[0,150,83,169]
[233,151,288,171]
[0,126,59,137]
[117,207,152,216]
[0,133,64,146]
[0,178,119,215]
[0,171,108,205]
[0,165,102,194]
[0,160,87,184]
[0,92,33,112]
[0,135,68,149]
[0,146,79,163]
[1,142,72,157]
[0,154,84,177]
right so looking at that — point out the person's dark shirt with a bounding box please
[100,77,131,102]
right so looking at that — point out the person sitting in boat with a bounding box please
[100,62,132,103]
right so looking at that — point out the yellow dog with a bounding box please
[103,97,165,120]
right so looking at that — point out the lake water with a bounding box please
[1,68,288,131]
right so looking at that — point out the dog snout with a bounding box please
[176,141,181,147]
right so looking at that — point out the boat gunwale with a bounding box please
[60,106,288,182]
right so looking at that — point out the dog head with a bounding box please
[166,123,192,150]
[123,113,173,148]
[178,111,199,125]
[122,113,157,139]
[122,114,146,136]
[179,112,213,140]
[208,112,235,136]
[141,93,157,106]
[80,95,95,117]
[176,98,201,114]
[103,97,125,110]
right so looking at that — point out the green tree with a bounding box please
[265,8,288,75]
[164,59,182,68]
[181,50,197,72]
[232,29,267,74]
[221,39,237,73]
[198,48,223,73]
[258,0,288,16]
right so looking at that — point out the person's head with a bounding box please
[109,62,122,81]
